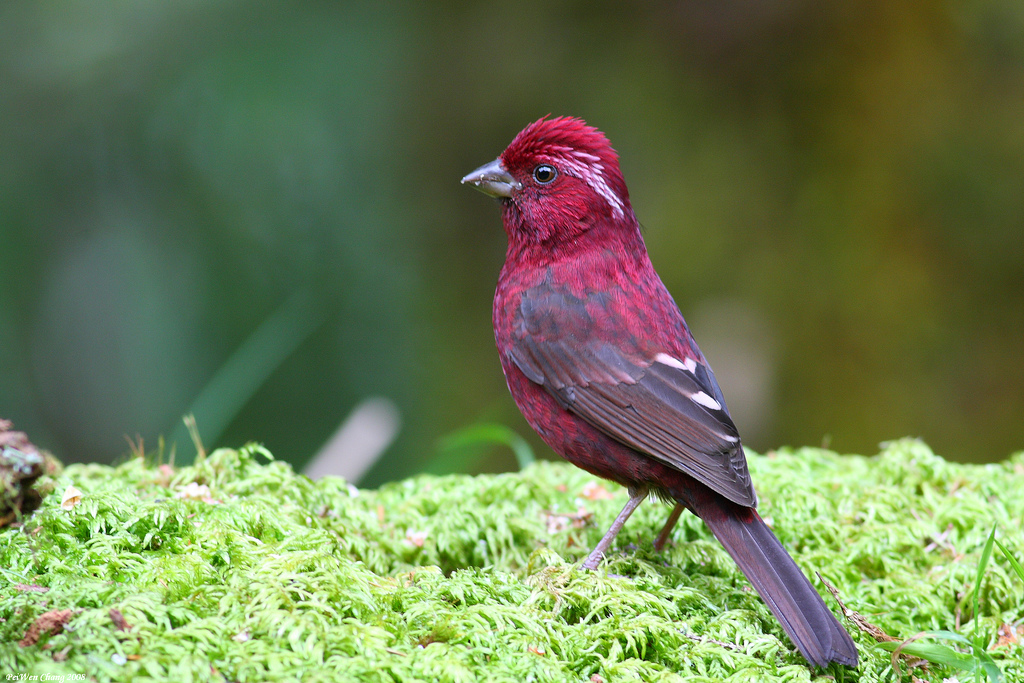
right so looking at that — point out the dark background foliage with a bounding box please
[2,1,1022,483]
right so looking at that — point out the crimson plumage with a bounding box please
[462,116,857,668]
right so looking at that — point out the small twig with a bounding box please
[819,573,929,671]
[890,631,933,678]
[184,414,206,461]
[682,632,745,652]
[125,434,145,460]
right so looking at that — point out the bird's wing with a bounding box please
[508,282,756,507]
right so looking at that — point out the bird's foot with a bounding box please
[653,502,685,552]
[581,551,603,570]
[581,487,649,571]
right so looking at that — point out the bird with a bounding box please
[461,115,858,668]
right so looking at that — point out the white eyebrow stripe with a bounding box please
[549,150,625,219]
[570,150,600,163]
[654,353,697,374]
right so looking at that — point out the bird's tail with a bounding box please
[679,489,858,667]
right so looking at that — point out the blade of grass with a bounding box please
[878,637,974,671]
[168,289,325,462]
[879,630,1004,682]
[430,423,536,473]
[994,537,1024,592]
[974,527,996,645]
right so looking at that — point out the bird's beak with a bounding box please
[461,158,521,198]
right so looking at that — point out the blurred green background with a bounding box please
[2,1,1022,484]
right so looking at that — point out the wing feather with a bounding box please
[509,281,756,507]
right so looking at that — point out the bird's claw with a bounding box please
[581,552,603,570]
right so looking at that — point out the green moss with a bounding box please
[1,440,1022,681]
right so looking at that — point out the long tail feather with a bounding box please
[680,490,858,667]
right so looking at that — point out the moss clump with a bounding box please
[1,440,1022,681]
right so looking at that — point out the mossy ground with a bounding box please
[1,440,1022,682]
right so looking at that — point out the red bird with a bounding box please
[462,116,858,668]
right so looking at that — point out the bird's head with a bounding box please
[462,116,634,244]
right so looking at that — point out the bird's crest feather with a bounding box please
[501,116,629,219]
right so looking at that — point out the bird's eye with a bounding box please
[533,164,557,185]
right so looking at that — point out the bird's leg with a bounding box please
[653,502,686,552]
[582,486,649,570]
